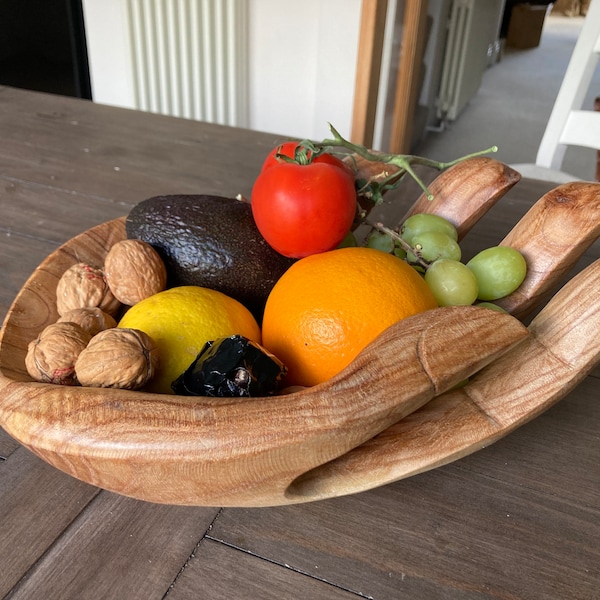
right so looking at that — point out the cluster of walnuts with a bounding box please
[25,239,166,390]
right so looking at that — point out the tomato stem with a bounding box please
[274,139,336,166]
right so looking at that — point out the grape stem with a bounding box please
[307,123,497,204]
[368,221,431,271]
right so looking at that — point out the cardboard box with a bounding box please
[506,3,550,49]
[551,0,586,16]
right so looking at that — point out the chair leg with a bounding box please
[596,97,600,182]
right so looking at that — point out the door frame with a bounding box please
[352,0,429,153]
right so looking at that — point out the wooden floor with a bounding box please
[0,86,599,600]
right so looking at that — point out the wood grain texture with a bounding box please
[595,95,600,181]
[167,539,360,600]
[210,459,600,600]
[0,219,527,506]
[453,375,600,506]
[0,86,283,205]
[1,175,131,243]
[0,225,59,310]
[0,446,99,597]
[286,258,600,501]
[400,156,522,239]
[0,426,19,459]
[496,181,600,317]
[346,155,521,236]
[389,0,429,154]
[351,0,388,147]
[6,491,220,600]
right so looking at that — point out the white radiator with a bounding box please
[436,0,504,122]
[125,0,248,126]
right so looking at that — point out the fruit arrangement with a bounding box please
[1,125,598,507]
[23,127,541,396]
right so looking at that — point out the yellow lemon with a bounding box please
[118,286,261,393]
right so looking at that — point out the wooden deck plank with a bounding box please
[0,427,20,460]
[0,86,282,204]
[0,151,203,206]
[0,230,58,311]
[210,480,598,600]
[0,85,282,161]
[167,538,362,600]
[0,446,100,597]
[6,491,221,600]
[1,177,133,244]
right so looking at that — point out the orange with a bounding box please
[261,247,438,387]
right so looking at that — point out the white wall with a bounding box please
[247,0,362,141]
[82,0,136,108]
[82,0,362,142]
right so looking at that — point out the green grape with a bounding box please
[476,302,507,313]
[337,231,358,248]
[393,243,407,259]
[466,246,527,301]
[366,230,395,253]
[450,378,469,391]
[406,231,462,263]
[424,259,479,307]
[400,213,458,244]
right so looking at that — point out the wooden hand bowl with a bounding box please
[1,160,599,507]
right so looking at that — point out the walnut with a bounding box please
[104,239,167,305]
[25,322,92,385]
[75,327,159,390]
[56,262,121,317]
[57,307,117,336]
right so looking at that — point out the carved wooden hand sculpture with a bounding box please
[0,159,598,507]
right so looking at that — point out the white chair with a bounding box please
[512,0,600,182]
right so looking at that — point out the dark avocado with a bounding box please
[125,195,296,322]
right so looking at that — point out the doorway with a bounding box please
[0,0,91,99]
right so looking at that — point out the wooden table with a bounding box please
[0,85,598,600]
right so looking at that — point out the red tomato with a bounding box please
[261,141,354,178]
[251,159,357,259]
